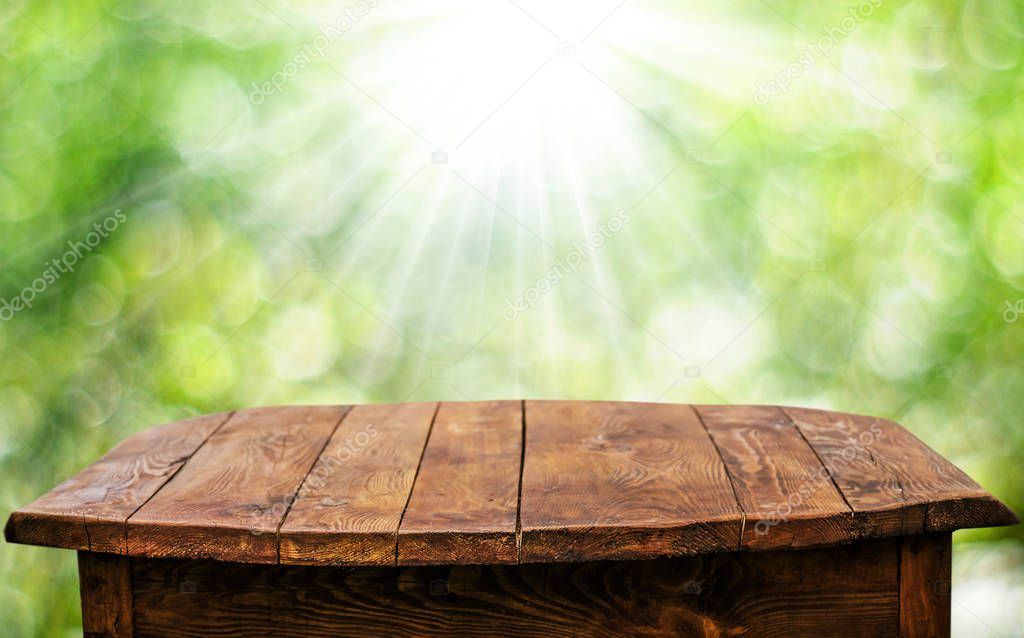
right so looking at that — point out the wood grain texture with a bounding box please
[131,537,900,637]
[78,551,133,638]
[519,401,743,562]
[127,406,348,563]
[696,405,855,550]
[4,411,232,554]
[783,406,1018,538]
[398,400,522,565]
[6,402,1017,566]
[899,533,951,638]
[279,402,437,566]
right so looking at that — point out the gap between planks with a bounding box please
[117,403,876,565]
[392,400,524,565]
[273,405,355,564]
[392,402,442,566]
[691,406,747,550]
[780,406,859,522]
[515,399,527,564]
[120,410,237,555]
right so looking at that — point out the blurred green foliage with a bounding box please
[2,0,1023,635]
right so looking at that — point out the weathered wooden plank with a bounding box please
[899,533,951,638]
[279,402,437,566]
[783,407,1018,537]
[696,404,855,550]
[78,551,134,638]
[131,538,900,637]
[6,402,1017,564]
[398,400,522,565]
[5,411,233,553]
[519,401,743,562]
[127,406,348,563]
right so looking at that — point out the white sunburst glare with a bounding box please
[316,0,693,222]
[242,1,790,384]
[303,2,686,372]
[240,0,786,249]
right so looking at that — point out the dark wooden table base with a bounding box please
[81,533,951,638]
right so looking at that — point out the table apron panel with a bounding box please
[72,534,951,638]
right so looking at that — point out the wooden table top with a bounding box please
[5,401,1016,566]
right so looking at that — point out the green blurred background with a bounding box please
[1,0,1022,635]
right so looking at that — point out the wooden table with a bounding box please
[5,401,1017,637]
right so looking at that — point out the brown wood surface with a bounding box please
[519,401,743,562]
[127,406,349,563]
[6,401,1017,566]
[899,533,951,638]
[4,411,232,554]
[78,551,133,638]
[398,400,522,565]
[696,405,855,550]
[784,406,1017,538]
[131,537,900,637]
[279,402,437,566]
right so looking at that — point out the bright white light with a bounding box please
[331,1,653,174]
